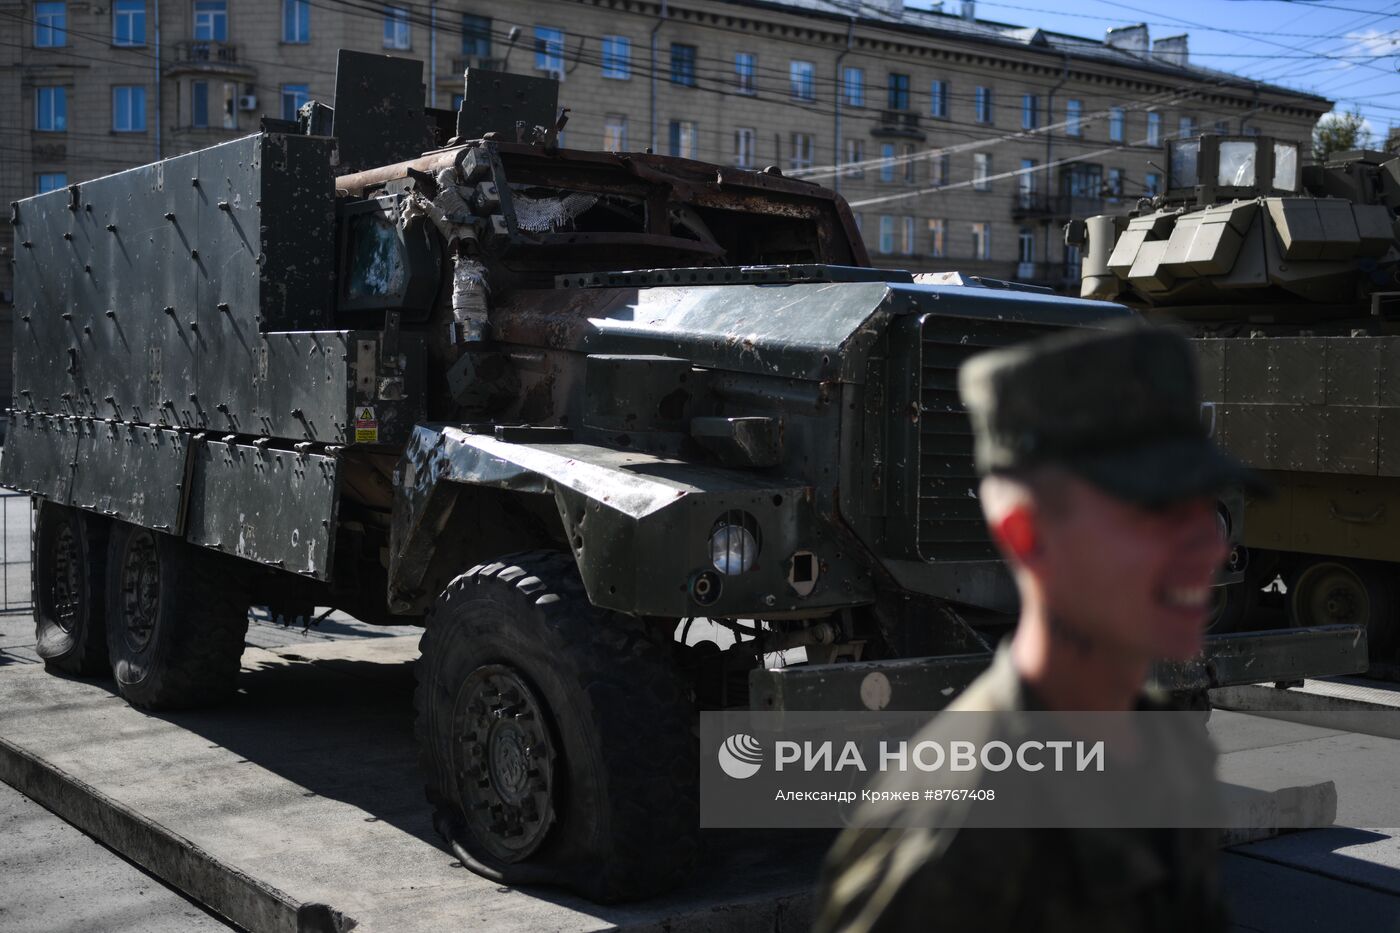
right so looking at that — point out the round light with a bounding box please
[710,524,759,575]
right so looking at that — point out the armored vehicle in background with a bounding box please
[1072,133,1400,659]
[6,56,1367,903]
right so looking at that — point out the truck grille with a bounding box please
[916,315,1062,562]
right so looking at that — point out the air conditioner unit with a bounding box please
[238,95,258,112]
[542,66,564,83]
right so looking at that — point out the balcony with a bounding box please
[871,110,925,141]
[1010,192,1105,222]
[164,41,255,77]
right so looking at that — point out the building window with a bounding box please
[1179,116,1196,139]
[1064,243,1082,279]
[735,53,755,94]
[37,173,67,193]
[219,81,237,128]
[670,43,696,86]
[971,222,991,260]
[668,120,697,159]
[790,133,814,172]
[193,0,227,40]
[1065,100,1082,137]
[1109,107,1125,143]
[975,86,993,124]
[1147,112,1161,146]
[192,80,209,127]
[930,79,947,118]
[843,67,864,107]
[887,72,909,111]
[973,152,991,191]
[113,0,145,46]
[1018,158,1037,207]
[1106,167,1124,201]
[1018,228,1035,265]
[603,114,627,151]
[1215,120,1230,135]
[902,143,916,184]
[34,1,66,47]
[1022,94,1038,130]
[1243,125,1259,137]
[790,60,815,101]
[452,93,464,110]
[1065,163,1102,199]
[932,152,949,187]
[900,216,915,255]
[1145,172,1162,196]
[928,218,945,258]
[383,6,410,49]
[735,127,755,169]
[283,0,309,43]
[534,26,564,73]
[879,143,896,183]
[35,86,66,132]
[845,138,864,178]
[878,216,895,255]
[462,14,491,56]
[112,85,146,132]
[601,36,630,79]
[281,83,309,121]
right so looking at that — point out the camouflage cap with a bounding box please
[957,322,1266,507]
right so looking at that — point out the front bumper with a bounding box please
[749,624,1368,711]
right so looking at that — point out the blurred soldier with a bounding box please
[815,324,1261,933]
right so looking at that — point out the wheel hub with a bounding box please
[1296,563,1368,628]
[453,665,556,861]
[120,531,161,653]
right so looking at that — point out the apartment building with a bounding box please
[0,0,1331,406]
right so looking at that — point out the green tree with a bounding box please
[1313,108,1373,161]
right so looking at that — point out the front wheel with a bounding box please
[415,551,698,903]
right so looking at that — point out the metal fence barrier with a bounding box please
[0,492,33,615]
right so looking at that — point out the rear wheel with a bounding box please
[106,523,251,709]
[33,501,109,675]
[415,550,698,903]
[1288,559,1396,658]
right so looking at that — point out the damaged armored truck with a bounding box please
[5,56,1368,902]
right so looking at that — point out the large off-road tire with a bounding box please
[105,523,251,710]
[33,501,110,675]
[1288,559,1396,659]
[415,550,698,903]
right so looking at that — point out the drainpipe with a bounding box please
[649,0,668,152]
[1043,51,1069,268]
[428,0,437,108]
[153,0,161,159]
[833,18,854,194]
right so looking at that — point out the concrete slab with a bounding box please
[1222,850,1400,933]
[0,781,235,933]
[0,636,824,933]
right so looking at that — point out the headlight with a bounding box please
[710,521,759,575]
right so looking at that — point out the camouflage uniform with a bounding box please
[813,645,1228,933]
[816,325,1247,933]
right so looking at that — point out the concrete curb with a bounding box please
[0,735,354,933]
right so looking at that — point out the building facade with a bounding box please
[0,0,1331,405]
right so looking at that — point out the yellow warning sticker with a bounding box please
[354,406,379,444]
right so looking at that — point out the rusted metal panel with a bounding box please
[185,440,339,580]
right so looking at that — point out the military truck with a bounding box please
[6,56,1367,902]
[1071,132,1400,659]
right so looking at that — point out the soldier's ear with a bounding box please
[991,505,1039,564]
